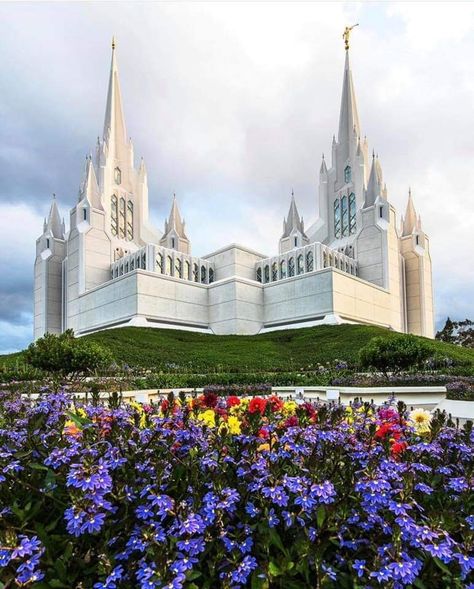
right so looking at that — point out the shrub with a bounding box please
[25,329,113,376]
[359,334,432,375]
[446,379,474,401]
[0,390,473,587]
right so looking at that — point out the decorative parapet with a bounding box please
[255,242,357,284]
[111,244,215,284]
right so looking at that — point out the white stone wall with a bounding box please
[208,277,264,334]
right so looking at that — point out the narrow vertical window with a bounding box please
[271,262,278,281]
[349,192,356,234]
[175,258,182,278]
[119,197,126,239]
[379,206,383,219]
[288,257,295,277]
[83,208,87,221]
[341,195,349,237]
[111,195,118,236]
[171,237,176,249]
[46,238,50,249]
[306,250,314,272]
[264,265,270,283]
[256,267,262,283]
[294,236,298,247]
[201,265,207,283]
[114,167,121,185]
[280,260,287,279]
[166,256,172,275]
[193,263,199,282]
[334,199,341,239]
[156,253,163,273]
[185,260,191,280]
[209,268,214,283]
[297,254,304,275]
[344,165,351,184]
[127,201,134,240]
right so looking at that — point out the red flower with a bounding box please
[283,416,299,428]
[226,396,241,408]
[258,427,269,439]
[203,392,218,408]
[248,397,267,415]
[375,422,395,440]
[267,395,284,412]
[391,441,408,458]
[161,399,169,413]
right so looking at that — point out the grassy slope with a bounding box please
[1,324,473,372]
[84,324,474,371]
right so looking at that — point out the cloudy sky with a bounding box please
[1,1,473,353]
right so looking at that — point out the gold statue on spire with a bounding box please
[342,24,359,51]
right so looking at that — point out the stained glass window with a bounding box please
[256,267,262,283]
[175,258,182,278]
[334,199,341,239]
[201,265,207,283]
[341,195,349,237]
[349,192,356,234]
[264,265,270,283]
[344,165,351,184]
[297,254,304,275]
[288,257,295,277]
[306,250,314,272]
[119,197,126,239]
[111,195,118,236]
[209,268,214,283]
[193,263,199,282]
[280,260,287,279]
[127,201,134,240]
[156,253,163,272]
[272,263,278,281]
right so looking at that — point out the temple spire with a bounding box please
[365,154,381,207]
[338,49,361,146]
[46,194,64,239]
[103,37,127,149]
[281,191,307,238]
[80,156,102,209]
[163,194,188,239]
[402,188,418,236]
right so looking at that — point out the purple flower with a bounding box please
[230,555,258,585]
[262,485,289,507]
[352,559,365,578]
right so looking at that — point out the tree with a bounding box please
[25,330,113,376]
[436,318,474,348]
[359,334,432,375]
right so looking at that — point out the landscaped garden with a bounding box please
[0,388,473,588]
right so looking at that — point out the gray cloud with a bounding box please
[0,2,473,353]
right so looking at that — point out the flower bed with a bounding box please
[0,389,473,588]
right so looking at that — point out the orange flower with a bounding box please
[63,420,81,438]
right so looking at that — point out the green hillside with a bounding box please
[2,324,473,373]
[73,324,474,371]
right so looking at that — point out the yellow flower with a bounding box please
[197,409,216,428]
[226,415,241,435]
[76,408,87,418]
[282,401,297,416]
[409,408,432,433]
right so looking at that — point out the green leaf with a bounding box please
[434,557,451,575]
[187,571,202,581]
[27,462,48,471]
[269,528,287,556]
[414,580,428,589]
[268,561,282,577]
[316,505,326,528]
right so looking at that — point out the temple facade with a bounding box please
[34,39,435,339]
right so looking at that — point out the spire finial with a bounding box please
[342,24,359,51]
[112,36,116,51]
[291,188,294,198]
[409,186,412,197]
[372,149,375,159]
[322,153,325,160]
[52,192,56,200]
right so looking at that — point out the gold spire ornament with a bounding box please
[342,24,359,51]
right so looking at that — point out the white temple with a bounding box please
[34,36,434,339]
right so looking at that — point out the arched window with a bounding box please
[306,250,314,272]
[111,195,118,236]
[193,263,199,282]
[125,262,129,273]
[264,265,270,283]
[83,208,87,221]
[171,237,176,249]
[334,199,341,239]
[156,253,163,273]
[280,260,287,279]
[114,167,121,185]
[271,262,278,281]
[175,258,182,278]
[201,265,207,283]
[323,252,328,268]
[209,268,215,283]
[130,258,135,271]
[297,254,304,275]
[294,236,298,248]
[46,238,50,249]
[119,197,126,239]
[349,193,356,234]
[341,195,349,237]
[185,260,191,280]
[166,256,172,275]
[344,165,351,184]
[127,201,134,240]
[141,253,146,269]
[379,206,384,219]
[288,257,295,277]
[256,267,262,283]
